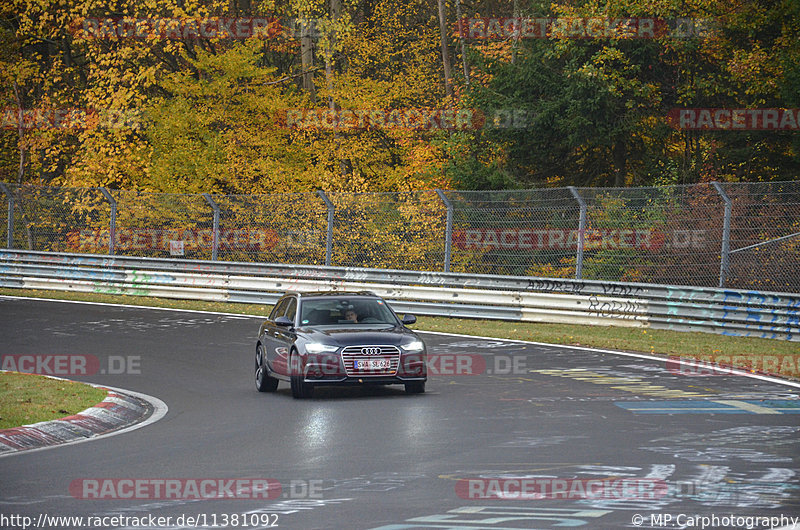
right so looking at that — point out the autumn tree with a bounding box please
[444,0,800,188]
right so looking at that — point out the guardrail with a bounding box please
[1,250,798,341]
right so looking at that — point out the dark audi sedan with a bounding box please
[255,291,427,398]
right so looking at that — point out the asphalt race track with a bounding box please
[1,296,799,530]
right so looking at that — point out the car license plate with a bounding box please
[355,359,391,370]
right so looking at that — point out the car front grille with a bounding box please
[341,345,401,376]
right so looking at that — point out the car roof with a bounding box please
[292,291,379,299]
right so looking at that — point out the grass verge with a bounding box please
[0,372,108,430]
[2,287,798,380]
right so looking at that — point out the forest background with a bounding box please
[1,0,798,194]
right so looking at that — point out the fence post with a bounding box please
[568,186,586,279]
[317,190,334,266]
[98,188,117,255]
[0,183,13,249]
[712,181,732,288]
[202,193,220,261]
[435,189,453,272]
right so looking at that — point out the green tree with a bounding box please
[445,0,800,188]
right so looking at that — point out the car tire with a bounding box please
[255,344,279,393]
[404,381,425,394]
[290,349,314,399]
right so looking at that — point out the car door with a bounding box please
[264,297,290,375]
[267,296,297,376]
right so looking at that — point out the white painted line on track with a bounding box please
[418,329,800,390]
[0,295,263,319]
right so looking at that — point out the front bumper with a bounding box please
[301,374,427,386]
[301,350,427,385]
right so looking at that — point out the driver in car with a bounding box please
[344,308,359,323]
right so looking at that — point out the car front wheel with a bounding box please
[255,344,279,392]
[405,381,425,394]
[290,349,314,399]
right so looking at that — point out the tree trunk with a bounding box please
[327,0,352,177]
[613,140,626,187]
[326,0,341,113]
[511,0,518,64]
[437,0,453,98]
[13,82,25,186]
[301,29,316,102]
[455,0,469,85]
[12,81,34,250]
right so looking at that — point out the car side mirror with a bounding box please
[401,314,417,325]
[275,316,294,327]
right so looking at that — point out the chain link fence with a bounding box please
[724,181,800,292]
[0,184,110,254]
[330,191,447,271]
[577,183,726,287]
[111,190,213,259]
[212,192,329,265]
[446,187,580,277]
[1,181,798,292]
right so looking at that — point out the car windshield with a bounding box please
[299,297,399,327]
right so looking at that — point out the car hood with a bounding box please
[298,326,417,347]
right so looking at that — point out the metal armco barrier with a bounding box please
[1,250,798,342]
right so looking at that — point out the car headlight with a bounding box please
[402,340,425,352]
[305,343,339,354]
